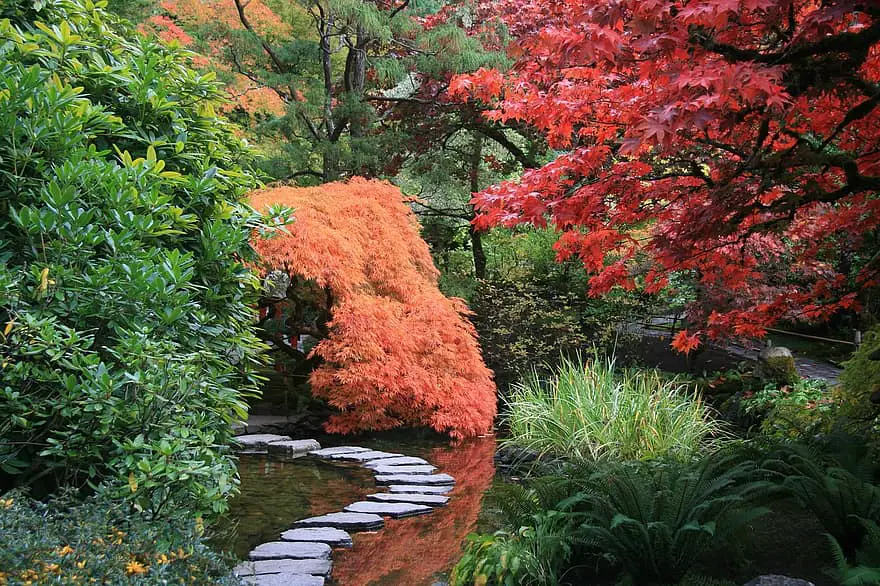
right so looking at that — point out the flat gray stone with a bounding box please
[328,450,402,462]
[363,456,430,468]
[309,446,371,457]
[388,484,454,495]
[292,512,384,531]
[370,464,437,475]
[367,492,449,507]
[240,574,325,586]
[234,558,332,577]
[375,473,455,486]
[280,527,353,548]
[267,439,322,457]
[235,434,291,450]
[744,576,815,586]
[344,500,433,518]
[248,541,331,561]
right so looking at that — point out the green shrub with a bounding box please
[828,516,880,586]
[766,445,880,561]
[0,491,238,585]
[742,379,836,439]
[452,451,773,586]
[838,326,880,436]
[503,354,727,462]
[0,0,264,515]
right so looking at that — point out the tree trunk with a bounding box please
[469,135,486,279]
[344,25,369,138]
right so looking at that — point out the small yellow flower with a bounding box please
[76,559,87,569]
[56,545,75,556]
[125,560,147,575]
[155,553,170,565]
[0,498,13,509]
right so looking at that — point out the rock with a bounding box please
[267,439,322,458]
[375,473,455,486]
[494,445,540,466]
[248,541,331,561]
[309,446,371,457]
[757,346,800,386]
[292,512,384,531]
[743,576,815,586]
[363,456,430,468]
[388,484,454,495]
[369,464,437,475]
[262,271,291,301]
[234,558,332,578]
[344,501,433,518]
[240,574,325,586]
[236,434,292,451]
[367,492,449,507]
[328,450,403,462]
[280,527,353,548]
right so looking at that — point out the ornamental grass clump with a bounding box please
[503,354,727,462]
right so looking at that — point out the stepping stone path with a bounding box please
[232,433,456,586]
[344,501,432,518]
[367,492,449,507]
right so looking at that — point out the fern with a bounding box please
[573,451,773,584]
[827,517,880,585]
[764,444,880,560]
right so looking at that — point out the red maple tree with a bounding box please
[450,1,880,351]
[250,179,497,438]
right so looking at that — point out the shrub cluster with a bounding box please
[0,491,239,585]
[0,0,263,516]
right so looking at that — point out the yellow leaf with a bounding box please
[3,320,13,337]
[128,472,138,493]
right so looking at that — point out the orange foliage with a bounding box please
[224,76,287,119]
[159,0,290,37]
[137,15,193,46]
[249,179,497,439]
[330,438,496,585]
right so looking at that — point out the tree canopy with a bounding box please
[451,0,880,351]
[250,178,496,438]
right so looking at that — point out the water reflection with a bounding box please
[221,434,497,585]
[331,437,496,586]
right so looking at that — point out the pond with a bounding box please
[218,433,498,585]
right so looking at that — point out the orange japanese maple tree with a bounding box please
[451,1,880,352]
[250,178,496,438]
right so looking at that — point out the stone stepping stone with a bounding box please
[309,446,370,457]
[370,464,437,475]
[235,434,291,450]
[388,484,454,495]
[234,558,332,578]
[267,439,321,458]
[363,456,429,468]
[248,541,331,561]
[240,574,325,586]
[280,527,353,548]
[367,492,449,507]
[375,473,455,486]
[292,512,384,531]
[328,450,402,462]
[344,501,432,519]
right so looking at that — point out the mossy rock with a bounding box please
[757,346,800,387]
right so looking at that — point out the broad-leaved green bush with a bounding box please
[0,0,264,516]
[0,491,239,585]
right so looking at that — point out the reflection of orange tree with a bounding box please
[331,438,496,586]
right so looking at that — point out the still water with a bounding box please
[219,433,497,586]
